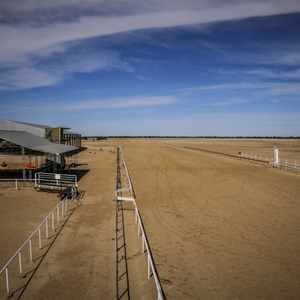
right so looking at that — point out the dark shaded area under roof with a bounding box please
[0,130,78,155]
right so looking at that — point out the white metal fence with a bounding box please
[35,172,77,190]
[165,142,300,175]
[273,159,300,173]
[116,146,165,300]
[0,194,78,297]
[0,179,35,190]
[240,152,300,174]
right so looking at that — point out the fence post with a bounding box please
[38,228,42,249]
[46,219,49,239]
[61,201,64,217]
[18,251,23,275]
[29,238,33,261]
[5,267,10,295]
[57,206,60,224]
[148,255,151,279]
[52,212,55,231]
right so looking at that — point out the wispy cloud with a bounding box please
[243,68,300,79]
[0,67,61,90]
[178,82,300,106]
[62,96,176,110]
[261,52,300,66]
[4,96,177,112]
[0,48,131,90]
[209,98,249,107]
[1,1,300,65]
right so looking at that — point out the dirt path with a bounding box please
[0,144,157,300]
[123,141,300,299]
[17,147,116,299]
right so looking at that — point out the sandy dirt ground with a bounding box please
[0,140,156,300]
[162,138,300,161]
[123,140,300,299]
[1,138,300,299]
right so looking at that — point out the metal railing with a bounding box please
[35,172,78,190]
[0,193,77,297]
[116,146,165,300]
[273,159,300,173]
[0,179,35,190]
[165,142,300,174]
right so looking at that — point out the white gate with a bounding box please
[34,172,77,190]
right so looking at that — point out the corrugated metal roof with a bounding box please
[9,120,50,129]
[0,130,78,155]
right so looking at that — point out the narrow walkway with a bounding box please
[22,147,116,299]
[19,145,157,300]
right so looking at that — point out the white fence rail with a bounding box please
[35,172,77,190]
[241,152,300,173]
[116,146,165,300]
[0,195,77,297]
[165,142,300,175]
[0,179,35,190]
[274,160,300,173]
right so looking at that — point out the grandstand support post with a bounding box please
[22,147,26,180]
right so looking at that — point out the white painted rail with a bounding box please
[0,179,35,190]
[165,142,300,175]
[116,146,165,300]
[0,193,77,297]
[35,172,77,190]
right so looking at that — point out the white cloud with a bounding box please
[62,51,132,73]
[1,1,300,65]
[210,98,249,107]
[4,96,177,112]
[1,0,300,90]
[244,68,300,79]
[62,96,176,110]
[0,67,61,90]
[0,48,131,90]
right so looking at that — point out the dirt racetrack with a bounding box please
[123,140,300,299]
[1,138,300,299]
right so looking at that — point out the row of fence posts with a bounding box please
[241,152,300,173]
[116,146,165,300]
[0,179,35,190]
[0,194,75,297]
[165,142,299,174]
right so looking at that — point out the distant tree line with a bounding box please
[82,136,300,139]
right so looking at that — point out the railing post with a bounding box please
[46,219,49,239]
[15,180,18,190]
[38,228,42,249]
[18,251,23,275]
[61,201,64,217]
[148,255,151,279]
[5,267,10,295]
[57,206,60,224]
[52,212,55,231]
[29,238,33,261]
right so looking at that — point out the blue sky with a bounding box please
[0,0,300,136]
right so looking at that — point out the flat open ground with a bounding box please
[1,138,300,299]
